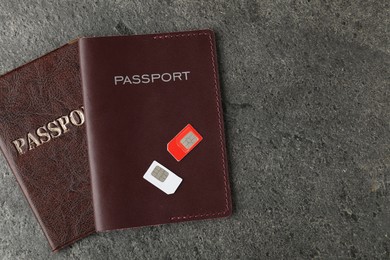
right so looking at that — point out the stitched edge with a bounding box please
[153,32,230,221]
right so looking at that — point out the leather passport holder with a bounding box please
[79,29,232,231]
[0,42,95,251]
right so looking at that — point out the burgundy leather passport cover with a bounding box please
[0,43,95,251]
[80,30,232,231]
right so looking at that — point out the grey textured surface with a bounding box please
[0,0,389,259]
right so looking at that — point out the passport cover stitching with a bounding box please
[153,32,230,220]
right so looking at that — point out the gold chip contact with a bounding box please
[151,165,169,182]
[180,131,199,150]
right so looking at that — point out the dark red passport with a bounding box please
[0,42,95,251]
[79,30,232,231]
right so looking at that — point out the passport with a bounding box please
[0,42,95,251]
[0,29,232,250]
[79,29,232,231]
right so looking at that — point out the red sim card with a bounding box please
[167,124,203,161]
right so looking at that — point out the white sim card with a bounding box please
[143,161,182,195]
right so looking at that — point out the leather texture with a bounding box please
[0,43,95,251]
[80,30,232,231]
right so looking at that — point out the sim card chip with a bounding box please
[180,131,199,149]
[143,161,182,194]
[151,166,169,182]
[167,124,203,161]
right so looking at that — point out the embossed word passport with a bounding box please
[79,30,232,231]
[0,42,95,251]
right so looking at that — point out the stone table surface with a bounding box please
[0,1,389,259]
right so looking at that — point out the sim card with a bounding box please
[167,124,203,161]
[143,161,182,195]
